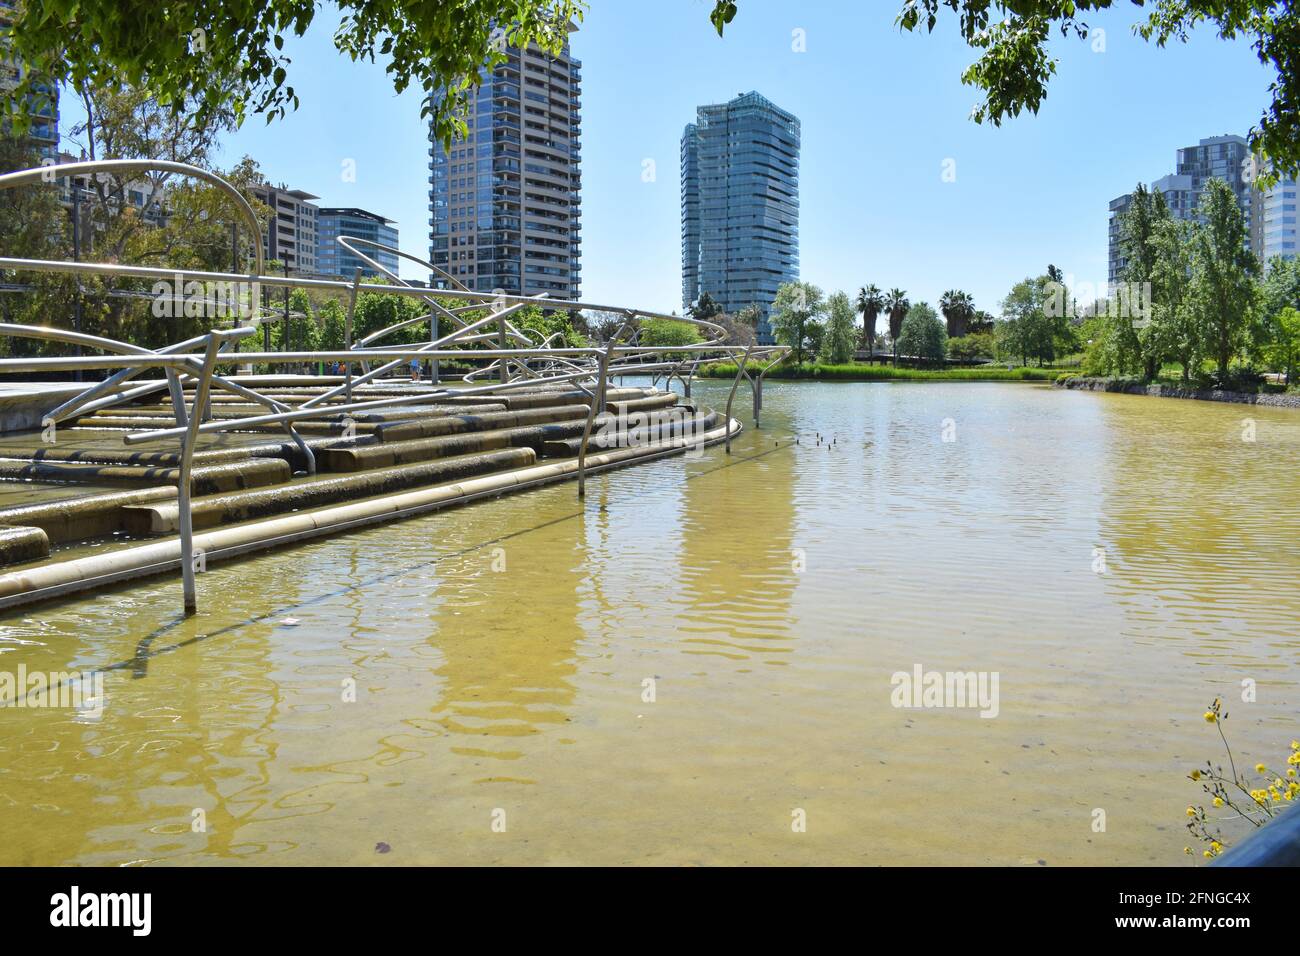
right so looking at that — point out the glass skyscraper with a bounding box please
[1108,134,1266,283]
[318,207,399,279]
[681,91,800,344]
[1252,175,1298,265]
[427,32,581,298]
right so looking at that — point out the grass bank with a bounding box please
[699,362,1059,382]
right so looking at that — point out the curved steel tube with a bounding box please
[0,159,791,613]
[0,159,266,276]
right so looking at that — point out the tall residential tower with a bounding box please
[1107,133,1288,283]
[1251,175,1298,265]
[318,207,399,279]
[428,32,581,298]
[681,91,800,344]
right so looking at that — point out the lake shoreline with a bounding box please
[1056,376,1300,409]
[699,363,1058,383]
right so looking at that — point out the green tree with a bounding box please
[1123,183,1173,380]
[317,299,348,352]
[67,81,238,260]
[352,281,430,346]
[968,309,995,334]
[938,289,975,338]
[896,302,947,362]
[771,281,825,365]
[514,305,588,348]
[4,1,584,149]
[998,276,1065,366]
[856,284,885,350]
[819,291,857,364]
[0,136,101,359]
[1261,306,1300,385]
[884,288,910,365]
[1189,178,1260,378]
[947,331,996,361]
[1260,255,1300,320]
[1149,217,1201,382]
[713,2,1300,180]
[1086,184,1172,378]
[638,317,700,348]
[687,291,722,322]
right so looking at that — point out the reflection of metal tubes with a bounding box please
[724,343,756,455]
[578,340,617,500]
[179,334,225,615]
[0,155,797,613]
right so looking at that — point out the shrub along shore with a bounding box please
[1054,375,1300,409]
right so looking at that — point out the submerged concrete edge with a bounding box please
[0,417,743,613]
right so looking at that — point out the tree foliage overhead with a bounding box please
[1,0,585,148]
[713,1,1300,178]
[14,0,1294,173]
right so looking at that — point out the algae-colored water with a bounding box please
[0,381,1296,866]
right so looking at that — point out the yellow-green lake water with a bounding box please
[0,381,1296,865]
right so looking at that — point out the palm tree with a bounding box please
[884,288,909,366]
[856,284,885,354]
[968,309,995,335]
[939,289,976,339]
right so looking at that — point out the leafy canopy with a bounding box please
[771,281,826,365]
[713,1,1300,179]
[2,0,584,148]
[897,302,948,362]
[819,291,858,364]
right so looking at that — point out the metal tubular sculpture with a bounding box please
[0,159,789,613]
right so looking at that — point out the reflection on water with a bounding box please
[0,382,1296,865]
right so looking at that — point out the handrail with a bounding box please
[1210,807,1300,866]
[724,342,756,455]
[0,158,790,614]
[577,321,633,499]
[0,159,266,277]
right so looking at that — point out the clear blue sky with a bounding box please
[60,0,1275,316]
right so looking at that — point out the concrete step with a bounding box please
[0,456,290,493]
[121,446,537,535]
[371,403,589,443]
[0,485,178,543]
[543,410,720,457]
[0,525,49,565]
